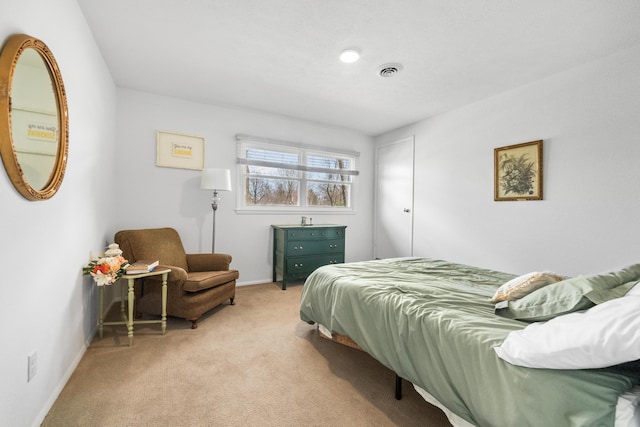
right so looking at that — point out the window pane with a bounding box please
[307,181,350,207]
[244,177,299,206]
[306,154,353,182]
[307,154,352,170]
[247,148,298,164]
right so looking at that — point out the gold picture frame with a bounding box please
[494,140,543,201]
[156,130,205,170]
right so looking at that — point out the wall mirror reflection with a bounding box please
[0,34,68,201]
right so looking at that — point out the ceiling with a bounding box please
[77,0,640,136]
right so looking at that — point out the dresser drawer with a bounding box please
[286,239,344,255]
[285,227,345,241]
[285,254,344,275]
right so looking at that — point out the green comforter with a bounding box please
[299,258,640,427]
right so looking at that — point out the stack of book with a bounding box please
[125,260,159,274]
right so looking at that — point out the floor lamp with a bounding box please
[201,168,232,253]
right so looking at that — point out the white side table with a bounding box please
[98,268,171,345]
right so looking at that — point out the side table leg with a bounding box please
[127,278,135,346]
[120,280,125,316]
[98,285,104,338]
[161,272,168,335]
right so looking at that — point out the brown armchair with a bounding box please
[114,227,238,329]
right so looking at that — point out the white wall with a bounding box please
[0,0,118,426]
[376,46,640,277]
[115,89,374,285]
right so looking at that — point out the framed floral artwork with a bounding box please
[494,140,543,201]
[156,130,205,170]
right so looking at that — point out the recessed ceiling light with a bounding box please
[340,49,360,63]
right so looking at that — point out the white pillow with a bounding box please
[494,288,640,369]
[490,271,565,302]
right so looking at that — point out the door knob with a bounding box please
[403,208,411,213]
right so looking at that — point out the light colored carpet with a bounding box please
[42,282,451,426]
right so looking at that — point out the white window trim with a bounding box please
[235,134,359,214]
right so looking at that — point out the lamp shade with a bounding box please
[201,168,232,191]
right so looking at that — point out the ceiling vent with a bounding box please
[377,63,403,78]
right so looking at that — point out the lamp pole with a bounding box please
[211,190,220,253]
[201,168,231,254]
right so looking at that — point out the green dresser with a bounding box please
[272,224,346,290]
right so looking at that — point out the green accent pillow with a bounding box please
[495,263,640,322]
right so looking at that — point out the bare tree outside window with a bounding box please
[238,139,357,210]
[306,157,351,207]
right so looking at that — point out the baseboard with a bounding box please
[31,337,90,427]
[31,299,120,427]
[237,279,276,286]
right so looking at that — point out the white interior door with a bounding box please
[375,137,414,259]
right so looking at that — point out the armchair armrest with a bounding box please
[158,265,188,282]
[186,253,232,272]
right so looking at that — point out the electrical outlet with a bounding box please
[27,351,37,382]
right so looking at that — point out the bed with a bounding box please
[299,257,640,427]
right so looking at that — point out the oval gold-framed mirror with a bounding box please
[0,34,68,201]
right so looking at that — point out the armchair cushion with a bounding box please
[184,270,240,292]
